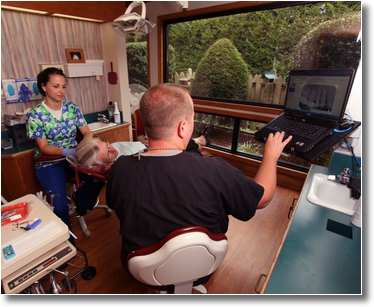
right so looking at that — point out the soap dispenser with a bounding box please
[114,102,121,123]
[107,101,114,122]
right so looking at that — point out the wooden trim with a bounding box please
[146,33,151,88]
[203,147,306,191]
[1,1,127,22]
[157,1,279,22]
[194,99,282,122]
[1,148,35,159]
[157,15,165,84]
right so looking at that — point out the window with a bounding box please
[237,119,334,169]
[193,112,334,170]
[162,1,361,170]
[193,113,235,151]
[126,33,150,89]
[165,1,361,105]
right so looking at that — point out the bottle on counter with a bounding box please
[107,101,114,122]
[114,101,121,123]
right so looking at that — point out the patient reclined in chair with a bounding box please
[75,139,147,167]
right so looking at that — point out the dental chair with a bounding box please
[34,155,112,238]
[67,157,112,237]
[124,226,229,294]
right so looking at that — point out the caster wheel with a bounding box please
[81,266,97,280]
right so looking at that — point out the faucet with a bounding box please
[97,113,109,123]
[327,168,351,185]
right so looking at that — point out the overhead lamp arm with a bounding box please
[177,1,188,11]
[125,1,146,18]
[111,1,155,36]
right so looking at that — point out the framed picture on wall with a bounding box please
[65,48,85,63]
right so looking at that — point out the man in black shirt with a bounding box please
[106,83,292,262]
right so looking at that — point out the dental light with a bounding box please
[110,1,155,36]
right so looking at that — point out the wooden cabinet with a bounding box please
[92,123,130,143]
[210,187,300,294]
[1,149,43,202]
[1,123,130,203]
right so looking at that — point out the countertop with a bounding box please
[265,161,361,294]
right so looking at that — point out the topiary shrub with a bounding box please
[191,38,249,100]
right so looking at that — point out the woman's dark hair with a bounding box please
[37,67,66,96]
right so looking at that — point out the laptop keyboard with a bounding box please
[267,117,328,140]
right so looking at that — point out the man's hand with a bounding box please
[255,131,292,209]
[263,131,292,161]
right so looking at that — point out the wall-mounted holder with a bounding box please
[63,60,104,78]
[39,61,103,79]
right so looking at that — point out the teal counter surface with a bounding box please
[265,163,361,294]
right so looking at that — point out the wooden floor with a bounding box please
[39,184,300,294]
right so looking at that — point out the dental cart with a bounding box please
[2,194,77,294]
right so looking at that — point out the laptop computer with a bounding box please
[254,69,356,154]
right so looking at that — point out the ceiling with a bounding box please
[1,1,130,22]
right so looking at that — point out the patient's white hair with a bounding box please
[76,138,103,166]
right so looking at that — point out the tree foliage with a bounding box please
[191,38,249,100]
[168,2,361,77]
[125,2,361,88]
[126,41,148,88]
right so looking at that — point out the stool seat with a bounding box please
[126,226,228,294]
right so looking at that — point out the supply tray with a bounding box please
[1,202,31,226]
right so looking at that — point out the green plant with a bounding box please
[126,42,148,88]
[191,38,249,100]
[238,141,261,155]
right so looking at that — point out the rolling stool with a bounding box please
[124,226,229,294]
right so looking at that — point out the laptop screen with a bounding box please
[285,70,355,122]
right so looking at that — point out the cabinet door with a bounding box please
[1,150,42,202]
[93,124,130,143]
[211,187,300,294]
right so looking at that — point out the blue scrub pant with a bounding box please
[36,160,105,244]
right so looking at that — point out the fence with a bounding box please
[248,74,287,105]
[174,69,287,106]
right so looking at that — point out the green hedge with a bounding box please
[191,38,249,100]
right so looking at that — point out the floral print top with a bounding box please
[26,100,87,169]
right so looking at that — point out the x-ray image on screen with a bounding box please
[299,84,337,112]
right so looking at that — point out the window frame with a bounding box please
[194,110,315,173]
[156,0,333,177]
[157,1,317,115]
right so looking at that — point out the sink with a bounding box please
[307,173,358,215]
[87,121,117,132]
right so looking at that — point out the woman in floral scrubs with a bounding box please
[26,67,104,244]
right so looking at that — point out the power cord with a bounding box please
[334,113,354,133]
[342,137,361,173]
